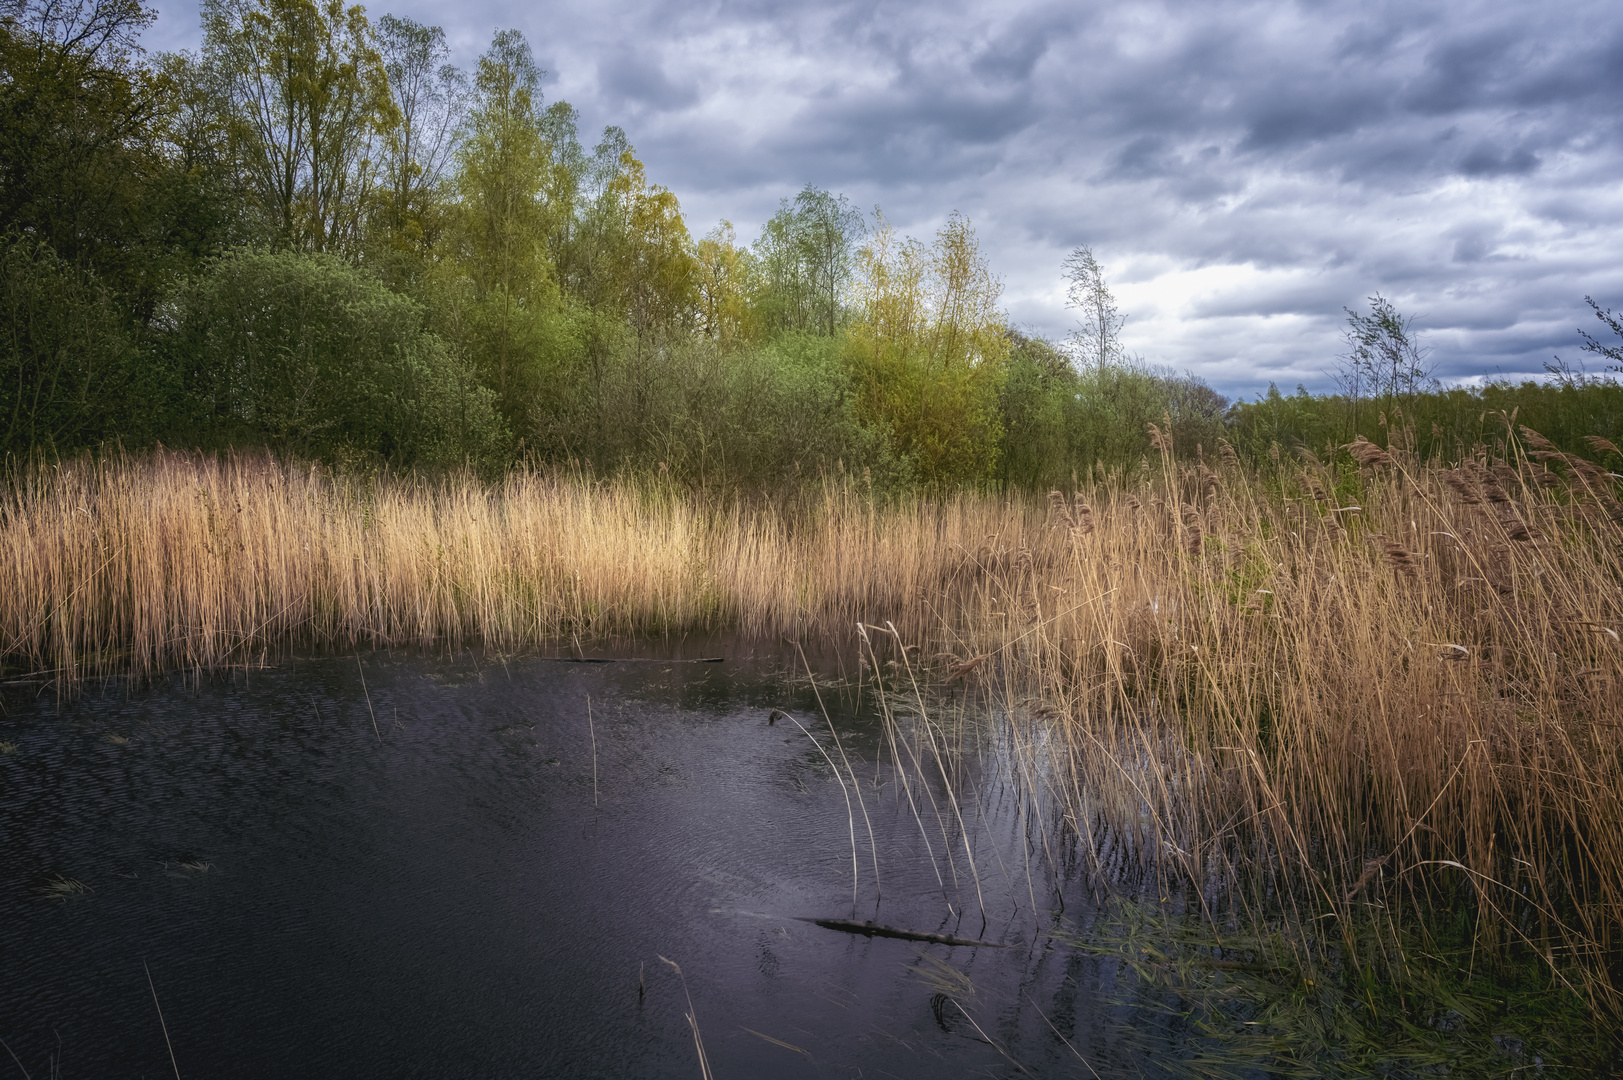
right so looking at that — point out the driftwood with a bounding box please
[537,657,724,664]
[798,917,1006,948]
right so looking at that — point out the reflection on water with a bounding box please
[1,641,1162,1078]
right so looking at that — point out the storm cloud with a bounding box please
[148,0,1623,397]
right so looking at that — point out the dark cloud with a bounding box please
[1457,142,1539,176]
[970,20,1052,83]
[146,0,1623,397]
[595,46,700,111]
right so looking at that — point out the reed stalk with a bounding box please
[4,437,1620,1038]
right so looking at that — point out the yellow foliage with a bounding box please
[600,149,697,332]
[694,220,755,344]
[846,213,1009,486]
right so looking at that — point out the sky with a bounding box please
[145,0,1623,400]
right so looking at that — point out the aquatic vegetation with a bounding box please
[1053,899,1609,1078]
[35,873,89,900]
[0,450,1043,682]
[2,426,1620,1061]
[938,424,1623,1068]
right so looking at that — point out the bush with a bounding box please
[1229,379,1623,467]
[539,328,901,494]
[168,249,507,467]
[0,236,141,457]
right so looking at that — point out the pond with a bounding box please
[1,641,1182,1078]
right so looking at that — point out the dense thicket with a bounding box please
[3,0,1619,487]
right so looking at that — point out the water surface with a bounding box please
[1,642,1170,1078]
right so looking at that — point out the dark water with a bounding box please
[0,642,1163,1078]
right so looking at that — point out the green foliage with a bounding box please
[444,29,558,422]
[751,186,863,337]
[1065,900,1615,1078]
[1333,294,1435,426]
[846,213,1009,487]
[0,0,157,265]
[531,327,897,493]
[1230,379,1623,467]
[997,331,1072,489]
[201,0,397,253]
[373,13,464,251]
[0,236,140,455]
[168,248,505,466]
[5,0,1619,504]
[0,0,235,313]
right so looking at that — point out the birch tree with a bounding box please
[1063,244,1125,373]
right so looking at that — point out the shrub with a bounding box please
[0,236,140,457]
[169,249,506,467]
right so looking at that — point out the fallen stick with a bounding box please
[797,917,1006,948]
[538,657,724,664]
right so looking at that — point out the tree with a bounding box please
[1578,296,1623,374]
[535,100,587,270]
[150,50,246,269]
[1334,294,1433,430]
[750,185,862,337]
[0,235,139,454]
[608,151,694,335]
[846,211,1009,486]
[0,0,165,291]
[374,14,464,249]
[201,0,396,253]
[792,186,862,336]
[445,29,559,419]
[568,129,694,334]
[171,248,504,465]
[1063,245,1125,373]
[998,329,1073,488]
[694,220,752,344]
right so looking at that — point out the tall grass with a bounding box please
[959,425,1623,1036]
[4,435,1620,1040]
[0,450,1042,681]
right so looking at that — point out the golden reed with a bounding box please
[0,450,1045,681]
[3,435,1620,1022]
[960,429,1623,1024]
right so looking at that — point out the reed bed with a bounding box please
[0,450,1047,682]
[4,431,1621,1041]
[948,425,1623,1038]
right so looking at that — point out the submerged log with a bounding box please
[797,917,1006,948]
[538,657,724,664]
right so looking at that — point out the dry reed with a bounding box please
[0,450,1044,682]
[5,436,1621,1031]
[955,424,1623,1030]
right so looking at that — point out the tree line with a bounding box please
[4,0,1619,489]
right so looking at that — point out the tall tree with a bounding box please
[793,186,862,336]
[750,185,861,336]
[1063,245,1125,373]
[694,220,751,344]
[1334,293,1433,433]
[201,0,396,253]
[604,148,694,335]
[847,212,1008,486]
[374,13,463,248]
[448,29,553,411]
[536,100,587,271]
[0,0,162,289]
[567,127,694,333]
